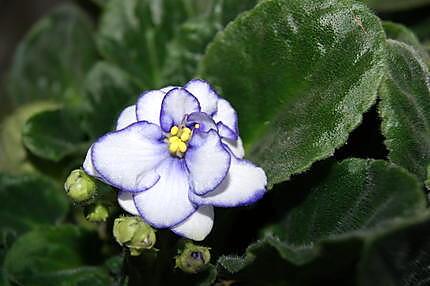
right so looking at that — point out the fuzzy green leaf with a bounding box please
[3,226,112,286]
[365,0,430,12]
[6,5,97,107]
[0,174,68,241]
[218,159,425,280]
[379,40,430,183]
[200,0,386,186]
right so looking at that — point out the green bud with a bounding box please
[175,242,211,274]
[113,216,156,256]
[64,169,96,203]
[85,204,109,222]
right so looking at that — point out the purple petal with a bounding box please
[116,105,137,130]
[118,191,139,216]
[136,90,166,125]
[222,137,245,159]
[217,122,238,140]
[133,158,197,228]
[189,154,266,207]
[92,121,169,192]
[187,112,218,133]
[184,79,218,115]
[170,205,214,241]
[185,130,231,195]
[212,98,238,139]
[160,88,201,132]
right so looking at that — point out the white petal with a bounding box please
[160,88,200,132]
[187,112,217,133]
[189,155,267,207]
[160,85,178,93]
[133,158,196,228]
[83,145,102,178]
[118,191,139,216]
[170,206,214,241]
[222,137,245,159]
[184,79,218,115]
[212,98,238,137]
[217,122,237,141]
[116,105,137,130]
[92,122,169,192]
[136,90,166,125]
[186,130,231,195]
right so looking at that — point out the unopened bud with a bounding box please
[175,242,211,273]
[64,169,96,203]
[113,216,156,256]
[85,204,109,222]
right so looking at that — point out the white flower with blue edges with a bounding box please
[83,79,267,241]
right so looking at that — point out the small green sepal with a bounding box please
[175,241,211,274]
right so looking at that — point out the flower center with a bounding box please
[166,124,199,157]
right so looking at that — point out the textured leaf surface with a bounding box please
[358,212,430,286]
[200,0,386,186]
[379,40,430,183]
[218,159,425,276]
[3,226,111,286]
[6,5,97,107]
[82,62,139,138]
[0,174,68,241]
[97,0,259,89]
[365,0,430,12]
[22,109,88,162]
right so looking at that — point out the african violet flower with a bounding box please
[83,79,267,241]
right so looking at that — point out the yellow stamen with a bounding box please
[194,123,200,129]
[180,132,190,142]
[168,136,180,143]
[170,126,179,136]
[169,141,179,153]
[178,141,187,153]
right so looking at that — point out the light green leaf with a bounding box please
[6,5,97,107]
[358,212,430,285]
[82,62,139,138]
[0,101,59,173]
[3,226,112,286]
[0,174,68,241]
[378,40,430,183]
[200,0,386,186]
[22,109,88,162]
[218,159,425,277]
[365,0,430,12]
[383,21,430,66]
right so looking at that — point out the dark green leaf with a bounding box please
[97,0,258,89]
[379,40,430,183]
[200,0,386,186]
[0,173,68,241]
[365,0,430,12]
[3,225,112,286]
[82,62,139,138]
[218,159,425,276]
[6,5,97,107]
[383,21,430,66]
[358,212,430,286]
[22,109,88,162]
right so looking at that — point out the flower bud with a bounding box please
[175,242,211,274]
[113,216,156,256]
[64,169,96,203]
[85,204,109,222]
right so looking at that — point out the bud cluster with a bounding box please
[175,242,211,273]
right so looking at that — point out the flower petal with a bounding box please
[83,145,105,181]
[92,121,169,192]
[118,191,139,216]
[170,205,214,241]
[186,130,231,195]
[133,158,196,228]
[189,155,266,207]
[222,137,245,159]
[160,86,178,93]
[187,112,217,133]
[160,88,200,132]
[136,90,166,125]
[212,98,238,138]
[116,105,137,130]
[184,79,218,115]
[217,122,238,141]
